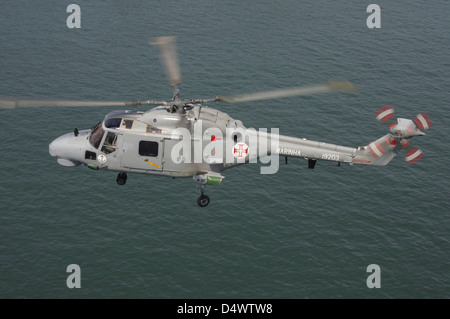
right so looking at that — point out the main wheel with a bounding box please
[116,172,127,185]
[197,194,210,207]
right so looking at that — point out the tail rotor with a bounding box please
[374,105,432,164]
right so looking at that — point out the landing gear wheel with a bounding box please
[197,194,210,207]
[116,172,127,185]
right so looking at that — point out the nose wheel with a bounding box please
[116,172,127,185]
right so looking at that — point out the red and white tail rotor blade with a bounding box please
[374,105,396,127]
[401,140,425,165]
[413,112,432,130]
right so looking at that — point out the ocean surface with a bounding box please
[0,0,449,298]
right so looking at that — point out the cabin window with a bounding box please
[105,118,122,128]
[139,141,158,157]
[122,119,134,129]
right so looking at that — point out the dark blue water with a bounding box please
[1,0,449,298]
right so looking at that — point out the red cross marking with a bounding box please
[233,143,248,158]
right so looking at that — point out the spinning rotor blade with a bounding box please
[0,97,161,109]
[401,140,425,165]
[152,36,181,90]
[374,105,396,127]
[413,112,432,130]
[215,81,357,103]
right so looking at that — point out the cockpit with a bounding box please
[88,118,121,154]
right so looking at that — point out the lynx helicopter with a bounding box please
[0,36,432,207]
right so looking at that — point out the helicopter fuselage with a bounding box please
[49,104,401,178]
[49,103,427,206]
[49,105,250,178]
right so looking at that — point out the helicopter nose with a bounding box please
[48,139,59,157]
[49,132,84,166]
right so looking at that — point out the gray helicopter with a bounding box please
[0,37,432,207]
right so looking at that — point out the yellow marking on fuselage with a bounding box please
[147,161,161,169]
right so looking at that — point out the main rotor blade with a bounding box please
[152,36,181,89]
[0,98,151,109]
[215,81,357,103]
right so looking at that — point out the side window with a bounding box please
[85,151,96,160]
[139,141,158,157]
[101,132,118,154]
[122,119,134,129]
[146,124,162,134]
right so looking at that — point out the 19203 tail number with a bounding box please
[322,153,340,161]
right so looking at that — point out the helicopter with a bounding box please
[0,36,432,207]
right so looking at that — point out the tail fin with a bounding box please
[354,134,399,166]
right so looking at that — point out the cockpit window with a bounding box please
[105,118,122,128]
[101,132,118,154]
[89,123,104,149]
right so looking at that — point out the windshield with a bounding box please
[89,122,104,149]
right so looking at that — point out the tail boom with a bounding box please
[271,133,398,167]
